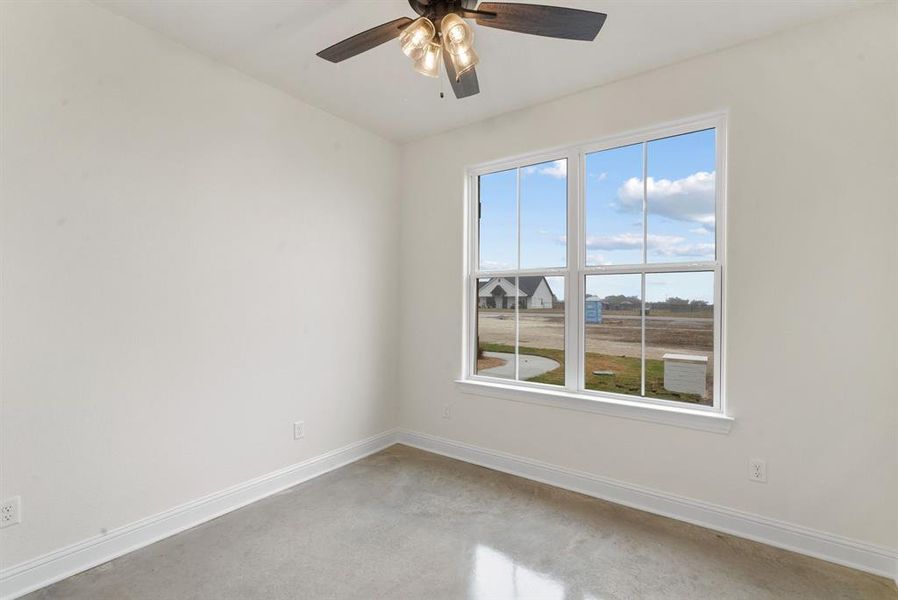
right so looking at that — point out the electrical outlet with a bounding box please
[442,405,451,419]
[0,497,21,528]
[293,421,305,440]
[749,459,767,483]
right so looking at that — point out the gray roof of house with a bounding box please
[480,276,554,299]
[515,276,548,297]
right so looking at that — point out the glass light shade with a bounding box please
[448,45,479,79]
[400,17,435,60]
[441,14,473,55]
[414,41,442,78]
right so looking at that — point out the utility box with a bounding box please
[662,353,708,397]
[585,299,603,324]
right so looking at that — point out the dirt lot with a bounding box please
[477,309,713,361]
[476,308,714,404]
[476,355,506,371]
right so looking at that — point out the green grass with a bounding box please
[479,342,707,405]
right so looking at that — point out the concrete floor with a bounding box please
[27,445,896,600]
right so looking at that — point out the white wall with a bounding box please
[0,0,399,568]
[399,3,897,553]
[2,0,895,581]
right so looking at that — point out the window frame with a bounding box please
[460,113,730,431]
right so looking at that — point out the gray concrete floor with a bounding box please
[27,445,897,599]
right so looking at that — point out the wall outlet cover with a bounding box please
[0,496,21,528]
[749,459,767,483]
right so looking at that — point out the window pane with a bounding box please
[476,277,515,379]
[644,271,715,405]
[584,274,642,396]
[479,169,517,271]
[520,159,566,269]
[517,276,564,386]
[585,143,643,266]
[646,129,716,263]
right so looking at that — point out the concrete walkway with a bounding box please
[479,351,560,379]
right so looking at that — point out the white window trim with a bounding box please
[459,112,732,434]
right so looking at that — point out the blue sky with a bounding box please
[480,129,716,304]
[478,159,567,272]
[585,128,716,266]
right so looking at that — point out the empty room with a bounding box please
[1,0,896,598]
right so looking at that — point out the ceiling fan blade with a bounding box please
[317,17,412,63]
[443,51,480,99]
[474,3,606,41]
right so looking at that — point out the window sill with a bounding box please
[454,379,733,434]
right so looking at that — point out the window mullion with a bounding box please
[640,273,646,397]
[565,150,580,392]
[640,141,648,397]
[467,175,478,380]
[514,167,521,381]
[713,264,723,412]
[642,141,648,265]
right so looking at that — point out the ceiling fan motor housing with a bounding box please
[408,0,478,23]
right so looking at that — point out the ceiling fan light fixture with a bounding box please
[399,16,435,60]
[440,13,473,55]
[448,45,479,79]
[317,0,608,100]
[413,41,442,78]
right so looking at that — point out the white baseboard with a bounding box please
[4,428,894,599]
[396,429,897,582]
[0,429,398,600]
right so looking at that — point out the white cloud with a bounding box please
[584,233,686,251]
[654,242,715,258]
[594,171,608,181]
[583,233,713,259]
[586,253,611,265]
[616,171,715,226]
[689,226,713,235]
[584,232,645,250]
[480,260,514,271]
[524,159,567,179]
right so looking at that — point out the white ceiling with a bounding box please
[96,0,867,142]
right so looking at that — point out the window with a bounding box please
[465,115,726,417]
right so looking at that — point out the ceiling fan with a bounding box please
[316,1,607,99]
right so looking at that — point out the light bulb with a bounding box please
[413,41,442,78]
[449,45,479,79]
[441,14,473,55]
[400,17,435,60]
[448,25,465,44]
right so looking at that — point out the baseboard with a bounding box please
[0,429,399,600]
[396,429,897,582]
[4,428,894,598]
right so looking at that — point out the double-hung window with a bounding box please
[463,114,728,426]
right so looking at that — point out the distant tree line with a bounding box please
[588,294,712,313]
